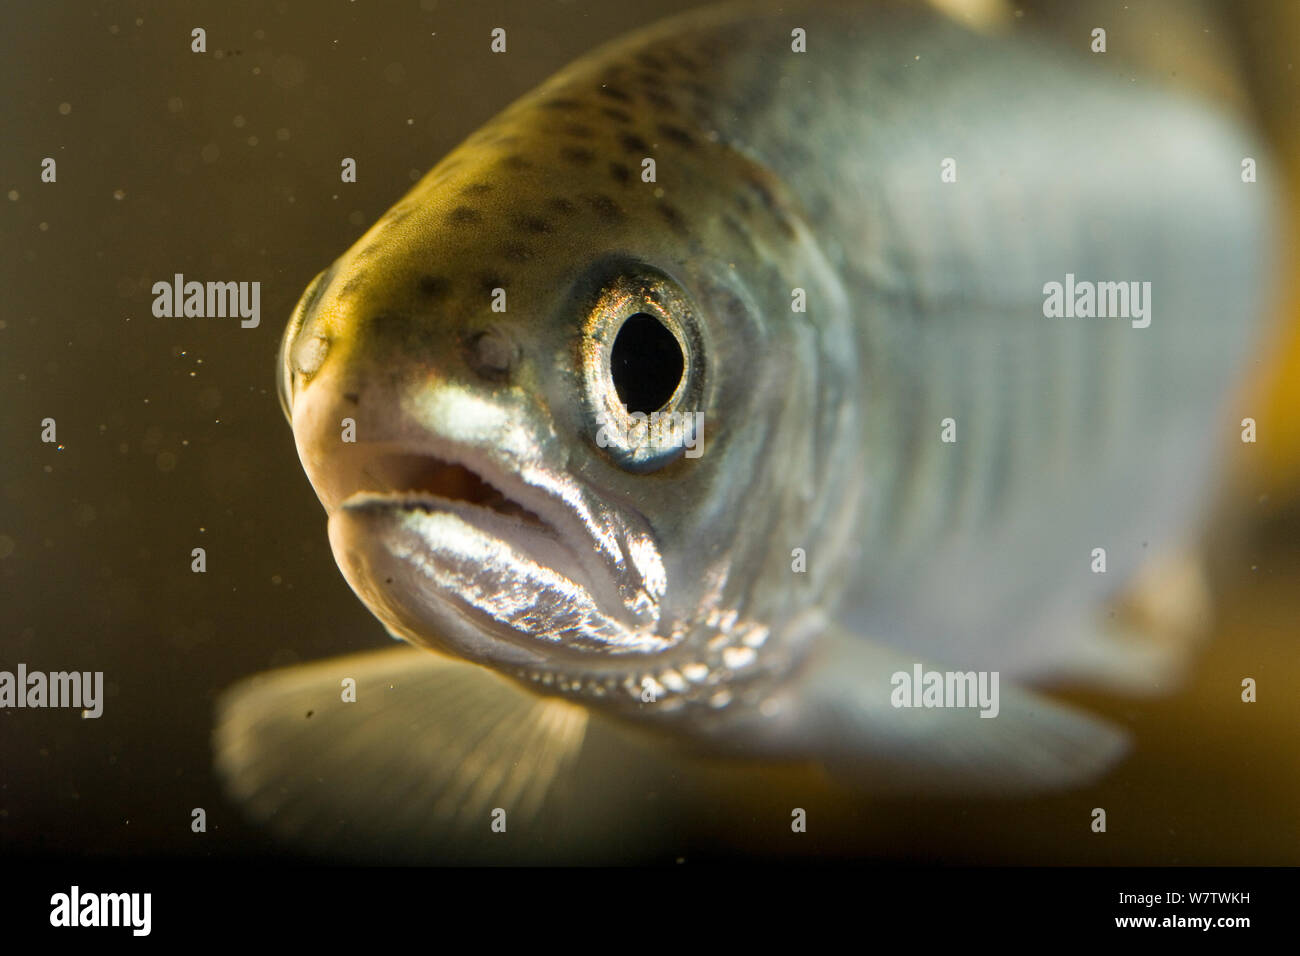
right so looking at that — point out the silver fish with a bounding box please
[217,0,1276,856]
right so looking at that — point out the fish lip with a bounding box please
[330,497,562,666]
[338,487,593,595]
[333,488,672,662]
[316,434,670,658]
[319,435,622,596]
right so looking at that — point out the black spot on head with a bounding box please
[479,272,507,293]
[742,174,795,238]
[645,90,676,111]
[581,193,623,222]
[657,202,689,236]
[722,213,748,241]
[460,182,493,196]
[501,242,532,263]
[368,310,413,346]
[343,392,360,405]
[597,85,631,103]
[548,197,577,216]
[668,50,699,71]
[542,97,585,111]
[619,132,648,154]
[659,124,694,148]
[449,206,482,224]
[608,162,631,185]
[418,274,451,298]
[745,174,780,212]
[691,41,724,66]
[561,145,595,166]
[719,291,747,323]
[510,214,553,235]
[561,123,594,139]
[601,106,633,124]
[501,154,533,170]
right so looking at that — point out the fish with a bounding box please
[216,0,1277,858]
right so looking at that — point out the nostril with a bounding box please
[465,329,515,380]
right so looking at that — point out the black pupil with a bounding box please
[610,312,683,414]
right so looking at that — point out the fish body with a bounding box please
[220,0,1276,849]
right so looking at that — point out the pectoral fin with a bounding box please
[771,625,1131,795]
[213,645,590,861]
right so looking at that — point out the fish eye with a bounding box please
[610,313,684,415]
[579,267,706,472]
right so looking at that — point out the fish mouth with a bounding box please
[339,450,593,601]
[352,453,548,526]
[324,445,672,664]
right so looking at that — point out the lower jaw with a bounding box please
[326,510,778,723]
[325,506,554,668]
[326,502,672,671]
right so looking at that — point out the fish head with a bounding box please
[277,83,860,714]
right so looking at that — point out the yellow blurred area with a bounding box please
[1230,0,1300,498]
[1247,184,1300,497]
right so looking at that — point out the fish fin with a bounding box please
[1039,547,1212,695]
[779,624,1130,796]
[213,646,590,861]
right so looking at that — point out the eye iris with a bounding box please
[610,312,684,415]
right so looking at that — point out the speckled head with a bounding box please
[275,30,861,719]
